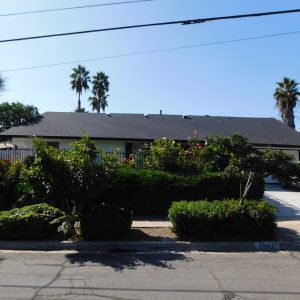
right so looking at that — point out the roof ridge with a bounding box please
[41,111,276,119]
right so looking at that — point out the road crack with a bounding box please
[31,260,67,300]
[206,266,236,300]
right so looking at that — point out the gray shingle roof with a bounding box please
[2,112,300,147]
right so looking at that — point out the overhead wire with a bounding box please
[0,0,155,17]
[1,29,300,73]
[0,8,300,44]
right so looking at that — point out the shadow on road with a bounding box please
[65,251,192,271]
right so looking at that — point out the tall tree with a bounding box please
[274,77,300,129]
[89,72,110,113]
[70,65,90,112]
[0,102,40,132]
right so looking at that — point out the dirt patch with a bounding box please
[128,227,177,241]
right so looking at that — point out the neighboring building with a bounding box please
[1,112,300,161]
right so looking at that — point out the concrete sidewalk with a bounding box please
[132,218,171,228]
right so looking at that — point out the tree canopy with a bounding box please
[89,72,110,113]
[0,102,40,132]
[274,77,300,129]
[70,65,90,112]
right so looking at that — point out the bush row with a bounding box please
[168,200,276,240]
[0,200,276,241]
[0,202,132,241]
[102,167,264,215]
[0,203,65,240]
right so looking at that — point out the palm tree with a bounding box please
[274,77,300,129]
[89,95,109,113]
[70,65,90,112]
[89,72,110,113]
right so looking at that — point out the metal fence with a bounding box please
[0,148,35,162]
[0,148,145,167]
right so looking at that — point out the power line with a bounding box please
[0,8,300,44]
[2,29,299,73]
[0,0,155,17]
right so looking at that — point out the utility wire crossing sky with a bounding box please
[2,29,300,73]
[0,0,155,17]
[1,0,299,128]
[0,8,300,44]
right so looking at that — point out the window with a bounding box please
[125,143,133,157]
[46,142,60,149]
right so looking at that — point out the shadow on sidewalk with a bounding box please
[277,227,300,243]
[264,194,300,220]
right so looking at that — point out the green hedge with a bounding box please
[168,200,276,240]
[0,160,22,211]
[102,167,264,215]
[80,203,132,240]
[0,203,65,240]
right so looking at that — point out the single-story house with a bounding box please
[1,112,300,161]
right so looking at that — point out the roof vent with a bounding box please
[144,113,149,118]
[106,112,111,117]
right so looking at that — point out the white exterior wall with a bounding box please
[95,140,126,152]
[11,137,126,152]
[11,137,34,148]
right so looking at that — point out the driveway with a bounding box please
[264,184,300,220]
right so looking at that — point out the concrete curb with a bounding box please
[0,240,299,252]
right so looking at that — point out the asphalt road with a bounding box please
[0,250,300,300]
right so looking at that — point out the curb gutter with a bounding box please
[0,240,299,252]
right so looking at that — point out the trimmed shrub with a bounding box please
[102,167,264,215]
[168,200,277,240]
[0,203,65,240]
[80,203,132,240]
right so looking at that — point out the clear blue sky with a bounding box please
[0,1,300,127]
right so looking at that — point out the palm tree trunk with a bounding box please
[77,93,81,111]
[287,108,295,129]
[97,101,100,113]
